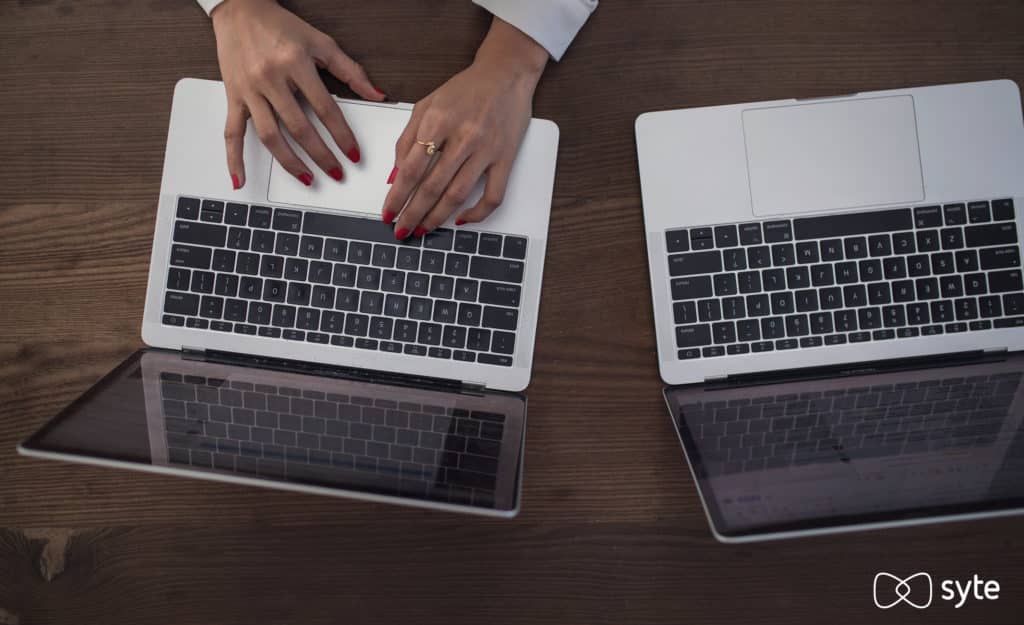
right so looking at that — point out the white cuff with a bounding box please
[197,0,226,16]
[473,0,597,61]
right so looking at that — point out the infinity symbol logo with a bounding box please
[873,572,933,609]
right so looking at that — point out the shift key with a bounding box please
[668,251,722,276]
[470,257,524,283]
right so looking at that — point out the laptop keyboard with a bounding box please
[665,199,1023,360]
[162,196,527,367]
[681,371,1020,475]
[160,371,505,505]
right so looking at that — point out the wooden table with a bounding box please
[2,1,1022,623]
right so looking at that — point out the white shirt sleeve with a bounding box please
[473,0,597,61]
[196,0,225,15]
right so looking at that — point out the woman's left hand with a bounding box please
[381,18,549,239]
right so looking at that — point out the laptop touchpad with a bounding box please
[743,96,925,217]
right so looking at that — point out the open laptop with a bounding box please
[18,78,560,517]
[636,79,1024,540]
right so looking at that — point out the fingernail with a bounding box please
[231,174,241,190]
[329,166,344,181]
[394,227,410,240]
[386,166,397,184]
[382,210,396,225]
[413,227,427,238]
[298,172,313,186]
[346,147,361,164]
[373,87,386,98]
[455,219,466,226]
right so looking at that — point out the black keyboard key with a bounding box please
[771,243,795,266]
[746,293,770,316]
[819,287,842,310]
[714,225,738,248]
[968,201,991,223]
[868,234,892,257]
[332,263,357,287]
[931,252,954,275]
[301,211,395,244]
[857,307,881,330]
[943,203,966,225]
[445,253,470,277]
[432,300,457,324]
[819,239,843,261]
[665,230,689,253]
[955,298,978,321]
[212,249,236,273]
[480,282,520,307]
[979,246,1020,270]
[429,276,455,300]
[384,294,409,318]
[285,258,308,282]
[442,325,467,348]
[966,222,1017,248]
[248,301,271,325]
[503,236,527,259]
[482,306,517,330]
[347,242,372,265]
[760,317,784,339]
[299,236,324,259]
[345,313,369,337]
[810,264,834,287]
[712,321,736,344]
[914,205,942,228]
[859,259,882,282]
[883,304,906,327]
[795,208,911,240]
[477,233,502,257]
[454,279,479,302]
[251,230,275,253]
[323,238,347,262]
[225,203,248,225]
[296,308,319,330]
[995,316,1024,329]
[844,237,867,259]
[359,291,384,315]
[260,255,283,278]
[185,317,208,329]
[191,270,215,294]
[1003,293,1024,315]
[734,319,759,342]
[785,314,808,337]
[177,196,201,220]
[907,302,929,325]
[795,289,818,312]
[272,209,302,232]
[930,300,953,322]
[452,231,478,254]
[249,206,272,228]
[272,305,296,328]
[964,273,986,296]
[763,221,793,243]
[372,244,396,268]
[834,310,857,332]
[916,230,939,252]
[992,199,1015,221]
[941,227,964,250]
[786,266,809,290]
[723,248,746,271]
[883,257,907,280]
[979,296,1002,318]
[466,327,490,351]
[739,223,763,245]
[868,282,891,305]
[676,324,711,348]
[380,270,405,293]
[697,299,722,322]
[478,353,513,367]
[458,302,482,326]
[747,246,770,268]
[226,227,251,251]
[907,254,929,277]
[233,253,258,277]
[843,284,866,307]
[737,271,761,294]
[892,280,914,302]
[714,274,737,296]
[810,312,833,334]
[170,244,212,270]
[224,299,247,321]
[417,322,442,345]
[395,247,420,271]
[940,275,963,298]
[174,221,227,247]
[721,297,745,320]
[470,256,524,283]
[164,292,199,316]
[915,277,938,300]
[892,232,915,254]
[762,268,785,291]
[275,233,299,256]
[369,316,394,340]
[835,261,858,284]
[357,266,381,290]
[423,229,454,250]
[394,319,418,342]
[989,269,1024,293]
[796,242,819,264]
[167,267,190,291]
[308,261,333,285]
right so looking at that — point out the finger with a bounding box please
[314,38,386,102]
[455,160,512,225]
[248,95,313,185]
[394,143,472,237]
[265,81,344,181]
[294,62,361,164]
[394,98,431,163]
[381,140,438,237]
[224,99,248,190]
[421,154,490,230]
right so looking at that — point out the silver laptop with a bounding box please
[18,77,560,517]
[636,79,1024,540]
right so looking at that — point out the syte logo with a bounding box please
[873,572,1001,609]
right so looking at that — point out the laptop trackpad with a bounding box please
[743,95,925,217]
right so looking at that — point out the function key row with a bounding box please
[664,199,1015,253]
[176,196,527,259]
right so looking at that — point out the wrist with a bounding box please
[474,17,548,86]
[212,0,273,28]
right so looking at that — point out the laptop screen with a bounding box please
[666,353,1024,539]
[20,349,526,516]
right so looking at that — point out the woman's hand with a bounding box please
[382,18,548,239]
[211,0,386,189]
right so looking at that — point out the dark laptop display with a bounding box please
[20,349,526,516]
[666,353,1024,540]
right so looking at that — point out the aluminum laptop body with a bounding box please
[18,78,559,517]
[636,79,1024,540]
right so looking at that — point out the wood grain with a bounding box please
[2,0,1023,623]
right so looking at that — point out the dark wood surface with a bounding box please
[2,1,1023,623]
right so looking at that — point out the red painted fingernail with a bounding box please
[455,219,466,226]
[413,227,427,238]
[231,174,241,190]
[382,210,396,225]
[298,172,313,186]
[346,147,361,164]
[394,228,410,240]
[373,87,386,98]
[386,166,397,184]
[329,167,344,181]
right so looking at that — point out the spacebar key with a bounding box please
[793,208,912,240]
[302,211,398,244]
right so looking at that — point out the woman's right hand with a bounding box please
[211,0,386,189]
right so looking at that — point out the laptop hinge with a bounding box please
[703,348,1008,390]
[180,348,488,395]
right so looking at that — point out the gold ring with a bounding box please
[416,139,441,155]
